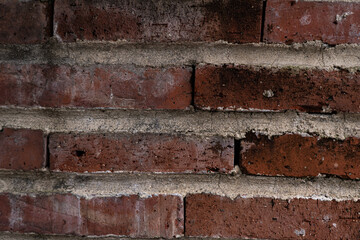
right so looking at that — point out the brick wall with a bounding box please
[1,0,360,239]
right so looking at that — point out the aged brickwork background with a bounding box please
[0,0,360,239]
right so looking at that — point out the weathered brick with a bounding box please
[7,194,82,235]
[54,0,262,43]
[0,64,191,109]
[0,195,10,231]
[0,0,52,44]
[0,194,183,238]
[49,133,234,173]
[0,128,45,170]
[264,0,360,44]
[195,65,360,112]
[185,194,360,239]
[241,133,360,179]
[82,195,183,238]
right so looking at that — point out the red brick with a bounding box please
[0,194,183,238]
[54,0,262,43]
[2,194,82,234]
[241,133,360,179]
[82,195,183,238]
[195,65,360,113]
[0,128,45,170]
[0,195,10,231]
[185,194,360,239]
[49,133,234,173]
[0,64,191,109]
[0,0,51,44]
[264,0,360,44]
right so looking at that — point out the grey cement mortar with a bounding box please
[1,41,360,70]
[0,107,358,140]
[0,171,359,201]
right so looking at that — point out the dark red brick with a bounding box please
[241,133,360,179]
[49,133,234,173]
[0,0,52,44]
[0,194,183,238]
[0,128,45,170]
[195,65,360,113]
[54,0,262,43]
[0,64,191,109]
[0,195,10,231]
[265,0,360,44]
[185,194,360,239]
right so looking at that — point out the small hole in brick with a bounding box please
[75,150,86,157]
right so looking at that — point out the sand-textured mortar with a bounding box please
[0,108,359,140]
[0,171,359,201]
[1,41,360,69]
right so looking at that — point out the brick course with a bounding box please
[0,194,183,238]
[240,133,360,179]
[265,0,360,44]
[0,128,45,170]
[49,133,234,173]
[195,65,360,113]
[186,194,360,239]
[0,0,52,44]
[54,0,262,43]
[0,64,191,109]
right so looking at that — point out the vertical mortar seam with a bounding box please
[260,0,268,42]
[45,134,50,169]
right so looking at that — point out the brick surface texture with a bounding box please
[0,194,183,238]
[265,0,360,44]
[186,194,360,240]
[195,65,360,112]
[54,0,262,43]
[49,133,234,173]
[241,133,360,179]
[2,0,360,239]
[0,128,45,170]
[0,64,192,109]
[0,0,51,44]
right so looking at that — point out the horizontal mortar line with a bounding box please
[0,171,359,201]
[0,233,255,240]
[0,107,359,140]
[1,41,360,69]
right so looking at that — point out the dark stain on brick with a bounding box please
[0,0,52,44]
[202,0,262,43]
